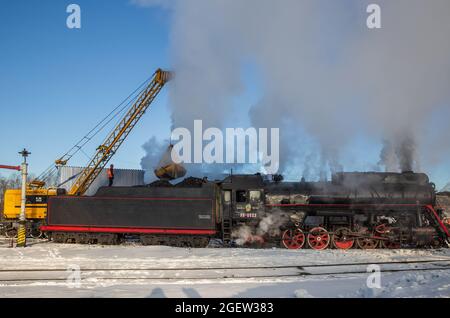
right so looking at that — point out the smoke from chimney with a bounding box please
[135,0,450,180]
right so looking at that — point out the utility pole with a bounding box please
[17,148,30,247]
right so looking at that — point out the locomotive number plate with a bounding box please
[239,213,257,218]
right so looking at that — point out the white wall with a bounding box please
[57,166,144,196]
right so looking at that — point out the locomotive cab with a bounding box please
[234,189,264,219]
[219,174,266,222]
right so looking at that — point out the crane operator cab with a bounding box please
[1,187,66,238]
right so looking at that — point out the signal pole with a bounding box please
[17,148,30,247]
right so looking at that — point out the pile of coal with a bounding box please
[175,177,208,188]
[154,145,187,180]
[147,180,173,187]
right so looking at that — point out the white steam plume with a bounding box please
[232,210,290,246]
[136,0,450,179]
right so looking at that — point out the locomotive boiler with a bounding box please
[40,171,450,249]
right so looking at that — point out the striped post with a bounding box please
[17,225,26,247]
[16,149,30,248]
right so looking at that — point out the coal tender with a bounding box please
[42,181,218,247]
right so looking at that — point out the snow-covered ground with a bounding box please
[0,239,450,298]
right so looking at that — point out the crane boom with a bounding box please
[68,69,171,196]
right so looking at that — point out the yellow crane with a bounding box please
[69,69,170,195]
[1,69,171,237]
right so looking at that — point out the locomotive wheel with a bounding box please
[281,229,305,249]
[332,227,355,250]
[380,240,401,249]
[193,237,210,248]
[75,233,90,244]
[307,227,330,250]
[5,228,17,238]
[356,237,379,249]
[431,239,444,249]
[52,232,66,243]
[97,234,118,245]
[30,227,43,239]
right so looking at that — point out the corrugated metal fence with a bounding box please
[57,166,145,196]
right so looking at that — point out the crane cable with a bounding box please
[34,76,154,186]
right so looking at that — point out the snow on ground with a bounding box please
[0,239,450,298]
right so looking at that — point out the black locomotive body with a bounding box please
[263,172,445,249]
[41,171,450,249]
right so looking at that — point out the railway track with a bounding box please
[1,258,450,272]
[1,259,450,284]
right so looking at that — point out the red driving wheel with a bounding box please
[281,229,305,249]
[332,227,355,250]
[307,227,330,250]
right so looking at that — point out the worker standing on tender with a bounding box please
[107,164,114,187]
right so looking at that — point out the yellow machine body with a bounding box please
[2,188,60,220]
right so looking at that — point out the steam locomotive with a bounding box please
[40,171,450,249]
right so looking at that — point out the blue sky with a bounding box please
[0,1,448,189]
[0,0,172,176]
